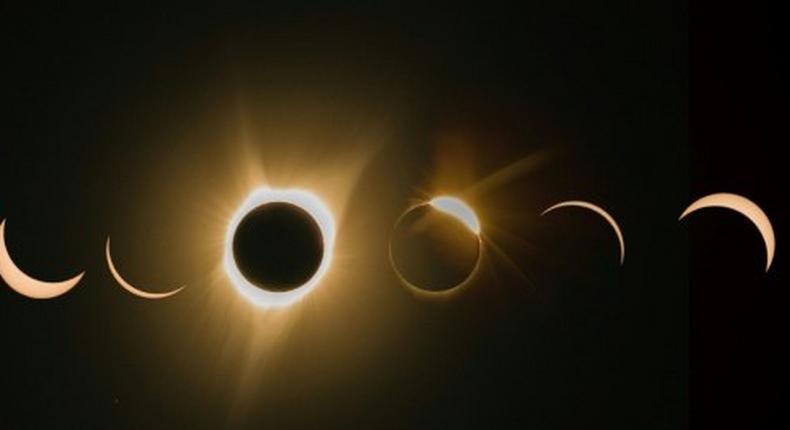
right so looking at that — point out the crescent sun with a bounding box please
[679,192,775,272]
[105,236,184,299]
[0,219,84,299]
[542,200,626,265]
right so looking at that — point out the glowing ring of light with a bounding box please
[388,196,483,297]
[224,188,335,308]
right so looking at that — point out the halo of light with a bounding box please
[389,196,483,297]
[224,188,336,308]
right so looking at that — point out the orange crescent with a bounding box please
[679,192,775,272]
[105,236,184,299]
[0,219,83,299]
[542,200,626,265]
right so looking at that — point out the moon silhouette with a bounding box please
[679,192,775,272]
[542,200,626,264]
[0,219,84,299]
[105,237,184,299]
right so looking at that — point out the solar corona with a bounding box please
[223,187,336,308]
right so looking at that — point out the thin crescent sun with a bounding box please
[0,219,84,299]
[105,237,184,299]
[542,200,626,265]
[679,192,775,272]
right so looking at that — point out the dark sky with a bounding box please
[0,2,781,428]
[690,2,787,428]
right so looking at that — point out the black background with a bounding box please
[690,1,787,428]
[0,1,782,428]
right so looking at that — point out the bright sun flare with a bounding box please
[429,196,482,235]
[224,187,336,308]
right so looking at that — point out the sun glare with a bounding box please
[429,196,482,235]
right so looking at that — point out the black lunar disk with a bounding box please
[232,202,324,292]
[390,204,480,292]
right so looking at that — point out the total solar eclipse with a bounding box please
[224,188,335,308]
[233,202,323,291]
